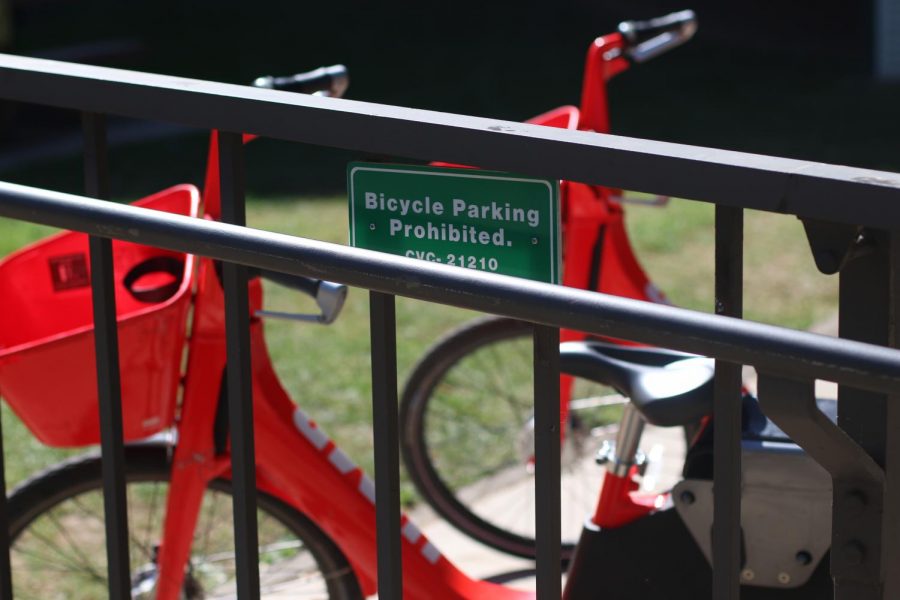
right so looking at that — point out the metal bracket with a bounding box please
[757,374,885,596]
[801,219,872,275]
[674,448,832,590]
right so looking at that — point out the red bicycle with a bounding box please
[399,10,697,559]
[0,9,834,599]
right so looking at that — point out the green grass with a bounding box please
[0,194,838,498]
[625,198,838,329]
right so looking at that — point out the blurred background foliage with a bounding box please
[0,0,895,200]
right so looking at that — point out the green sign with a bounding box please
[348,163,560,284]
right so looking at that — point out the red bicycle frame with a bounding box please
[0,17,696,597]
[155,30,669,596]
[150,132,539,599]
[545,31,669,528]
[154,40,668,583]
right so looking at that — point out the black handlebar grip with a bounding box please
[619,10,696,44]
[252,64,349,98]
[618,10,697,63]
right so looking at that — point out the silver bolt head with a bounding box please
[777,572,791,585]
[740,569,755,581]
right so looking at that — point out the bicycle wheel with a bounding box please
[7,445,362,600]
[400,316,629,560]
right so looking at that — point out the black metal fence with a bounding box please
[0,53,899,599]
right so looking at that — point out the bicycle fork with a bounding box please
[154,333,232,600]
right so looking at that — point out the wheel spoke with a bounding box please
[9,451,357,598]
[138,479,163,559]
[13,541,105,580]
[402,318,683,560]
[69,493,157,563]
[43,509,107,580]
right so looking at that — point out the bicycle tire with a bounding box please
[400,316,690,560]
[7,444,362,600]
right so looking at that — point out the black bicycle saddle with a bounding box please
[559,341,714,427]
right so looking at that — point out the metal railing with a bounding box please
[0,53,899,599]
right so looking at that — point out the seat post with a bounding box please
[611,403,646,476]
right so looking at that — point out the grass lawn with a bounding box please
[0,194,837,500]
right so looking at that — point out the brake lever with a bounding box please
[255,280,348,325]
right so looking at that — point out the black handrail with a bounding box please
[0,54,897,226]
[1,181,898,395]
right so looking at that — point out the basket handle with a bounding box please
[123,256,184,303]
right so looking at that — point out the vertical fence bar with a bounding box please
[83,111,131,599]
[712,205,743,600]
[369,291,403,599]
[885,230,900,599]
[835,230,890,599]
[218,131,260,599]
[0,407,9,600]
[534,324,561,599]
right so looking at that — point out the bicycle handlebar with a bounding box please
[252,64,349,98]
[211,64,350,324]
[618,10,697,63]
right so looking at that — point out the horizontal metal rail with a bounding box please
[0,48,897,600]
[1,179,899,395]
[0,54,899,227]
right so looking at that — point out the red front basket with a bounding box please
[0,184,199,447]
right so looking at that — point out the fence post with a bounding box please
[83,111,133,600]
[218,130,261,600]
[370,291,403,599]
[0,406,9,600]
[712,205,743,599]
[886,231,900,598]
[833,228,894,599]
[534,324,561,599]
